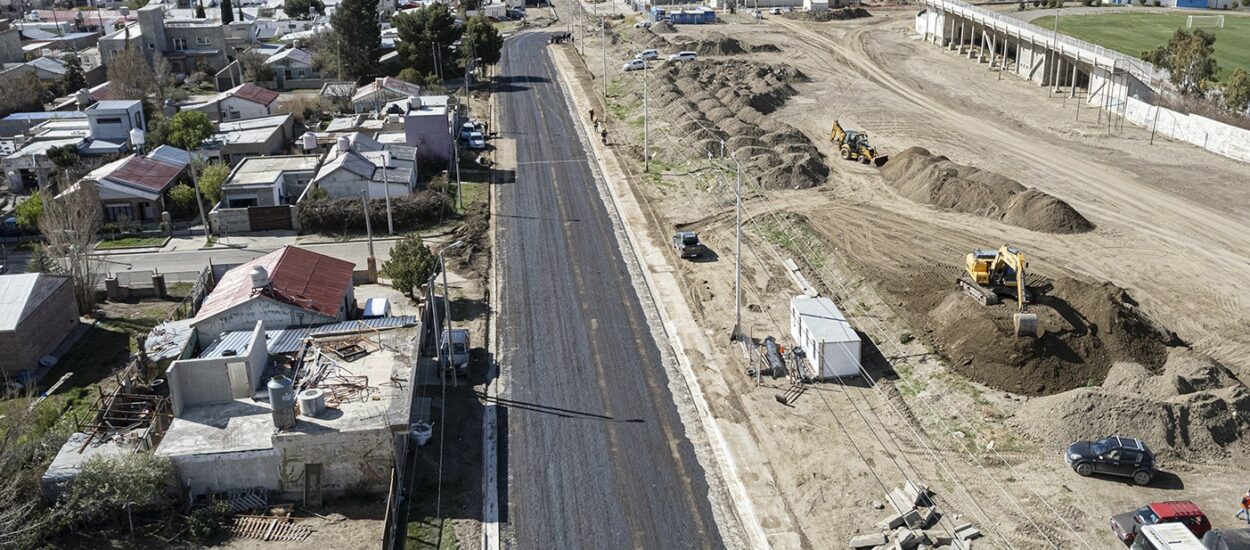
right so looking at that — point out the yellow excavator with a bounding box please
[831,120,888,167]
[958,245,1039,337]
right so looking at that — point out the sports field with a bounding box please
[1033,12,1250,77]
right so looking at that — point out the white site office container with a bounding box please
[790,296,862,379]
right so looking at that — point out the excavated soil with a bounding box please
[879,147,1094,234]
[781,7,872,21]
[885,271,1178,396]
[647,60,827,189]
[1013,349,1250,460]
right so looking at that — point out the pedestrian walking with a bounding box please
[1237,490,1250,524]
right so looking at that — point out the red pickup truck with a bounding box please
[1110,501,1211,545]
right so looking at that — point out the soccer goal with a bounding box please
[1187,15,1225,29]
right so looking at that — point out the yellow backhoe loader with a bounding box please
[830,120,888,167]
[958,245,1039,337]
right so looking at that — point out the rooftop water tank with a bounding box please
[250,265,269,289]
[300,131,317,151]
[267,376,296,430]
[75,88,91,110]
[298,389,325,417]
[336,135,350,153]
[129,128,145,149]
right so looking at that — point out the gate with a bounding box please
[247,206,293,231]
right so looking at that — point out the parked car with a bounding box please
[460,121,479,140]
[634,20,651,28]
[465,131,487,150]
[1136,523,1206,550]
[1064,435,1156,485]
[622,59,648,72]
[635,49,659,60]
[1111,501,1212,545]
[362,298,392,319]
[667,51,697,62]
[440,328,471,376]
[770,7,781,14]
[672,231,707,259]
[1202,528,1250,550]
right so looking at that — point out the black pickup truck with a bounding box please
[672,231,707,259]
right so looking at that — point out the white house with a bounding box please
[310,133,417,200]
[190,83,281,123]
[190,246,356,340]
[350,77,422,113]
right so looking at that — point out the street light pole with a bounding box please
[643,60,649,173]
[361,190,377,282]
[732,153,742,342]
[381,150,394,235]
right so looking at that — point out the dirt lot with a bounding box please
[557,3,1250,548]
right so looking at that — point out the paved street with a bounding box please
[494,33,723,548]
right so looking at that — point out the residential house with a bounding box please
[219,155,319,209]
[264,47,322,89]
[190,82,280,122]
[85,100,146,144]
[387,94,454,164]
[0,273,79,376]
[310,132,416,201]
[189,245,356,340]
[203,113,294,166]
[350,76,421,113]
[80,145,190,223]
[0,102,143,190]
[99,5,235,74]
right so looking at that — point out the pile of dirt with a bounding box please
[781,7,871,21]
[670,33,748,56]
[648,60,826,189]
[879,147,1094,234]
[1012,349,1250,460]
[895,274,1179,396]
[651,19,678,33]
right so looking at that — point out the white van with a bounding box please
[667,51,697,62]
[362,298,392,319]
[1132,523,1204,550]
[440,329,470,375]
[622,59,648,71]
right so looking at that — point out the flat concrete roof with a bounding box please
[223,155,320,188]
[156,327,415,458]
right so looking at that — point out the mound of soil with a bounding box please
[782,7,871,21]
[1013,349,1250,460]
[651,20,678,33]
[901,275,1178,396]
[647,60,826,189]
[880,147,1094,234]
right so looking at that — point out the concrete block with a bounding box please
[892,527,919,550]
[850,533,888,549]
[950,538,972,550]
[887,487,915,513]
[902,509,924,529]
[952,522,972,534]
[915,507,936,529]
[924,531,953,547]
[876,512,906,530]
[904,480,929,505]
[956,525,982,541]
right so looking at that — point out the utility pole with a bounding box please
[601,17,608,101]
[732,153,742,342]
[643,60,649,172]
[439,241,465,378]
[381,151,394,235]
[362,190,377,282]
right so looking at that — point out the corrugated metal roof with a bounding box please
[790,296,860,344]
[194,246,355,322]
[200,316,417,358]
[0,273,70,332]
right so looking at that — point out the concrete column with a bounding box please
[960,20,967,53]
[1070,54,1078,98]
[151,272,167,299]
[105,276,121,301]
[1001,31,1010,71]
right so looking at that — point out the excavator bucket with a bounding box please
[1013,313,1039,338]
[872,155,889,167]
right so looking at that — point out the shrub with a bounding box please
[53,453,173,530]
[167,184,199,220]
[297,190,452,233]
[382,233,438,299]
[196,162,231,204]
[305,186,329,201]
[899,332,914,345]
[15,190,43,230]
[188,500,233,542]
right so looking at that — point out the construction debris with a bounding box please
[853,483,974,550]
[231,515,313,542]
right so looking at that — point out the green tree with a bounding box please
[197,162,231,204]
[53,454,173,530]
[1143,29,1218,96]
[461,16,503,68]
[15,191,43,230]
[26,244,60,273]
[46,144,79,172]
[396,67,425,84]
[58,54,87,97]
[1223,68,1250,113]
[383,234,438,299]
[394,3,462,78]
[167,184,199,219]
[166,111,215,236]
[238,50,276,83]
[331,0,380,80]
[284,0,325,18]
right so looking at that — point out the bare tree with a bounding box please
[38,181,102,314]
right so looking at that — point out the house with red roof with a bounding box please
[79,145,190,223]
[190,246,356,340]
[190,83,281,123]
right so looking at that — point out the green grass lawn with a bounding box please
[1034,12,1250,78]
[95,235,168,250]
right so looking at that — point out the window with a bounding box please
[173,38,187,51]
[229,197,258,208]
[95,117,123,124]
[196,36,210,45]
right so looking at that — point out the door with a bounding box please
[247,206,293,231]
[227,360,250,398]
